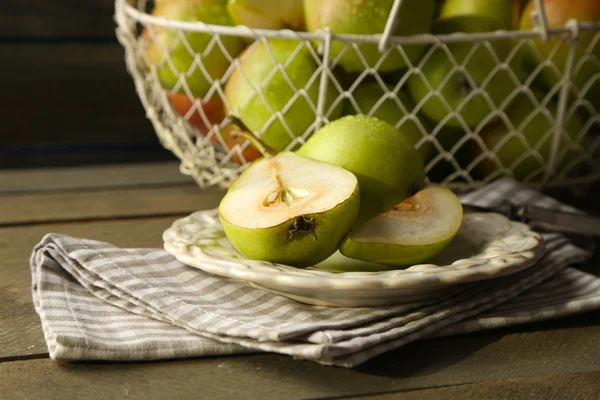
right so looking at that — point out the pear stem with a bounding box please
[228,116,277,158]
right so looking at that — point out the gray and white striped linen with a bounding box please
[30,178,600,367]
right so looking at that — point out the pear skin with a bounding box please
[297,115,426,224]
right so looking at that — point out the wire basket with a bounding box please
[115,0,600,191]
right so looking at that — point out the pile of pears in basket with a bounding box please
[218,115,463,269]
[145,0,600,183]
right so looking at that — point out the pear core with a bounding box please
[219,152,358,229]
[349,187,463,246]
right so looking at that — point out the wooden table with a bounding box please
[2,162,600,400]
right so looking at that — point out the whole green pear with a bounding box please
[520,0,600,103]
[474,91,586,181]
[144,0,244,97]
[439,0,514,31]
[297,115,426,224]
[345,82,433,161]
[407,39,520,129]
[304,0,436,73]
[227,0,304,30]
[224,39,342,152]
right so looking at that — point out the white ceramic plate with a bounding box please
[163,210,543,307]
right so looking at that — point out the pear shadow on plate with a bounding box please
[423,224,487,266]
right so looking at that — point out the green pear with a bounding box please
[433,2,527,79]
[227,0,304,30]
[426,125,477,184]
[224,39,342,152]
[219,151,360,267]
[297,115,426,224]
[519,0,600,103]
[474,91,586,181]
[406,37,521,129]
[303,0,436,73]
[345,82,433,161]
[340,186,463,267]
[439,0,514,31]
[144,0,244,97]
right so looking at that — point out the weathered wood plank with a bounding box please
[0,259,47,361]
[0,0,116,39]
[0,184,222,225]
[2,213,600,394]
[2,352,600,400]
[0,184,222,357]
[0,216,190,359]
[0,162,192,193]
[2,177,600,397]
[345,372,600,400]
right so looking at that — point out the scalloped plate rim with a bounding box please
[162,209,544,291]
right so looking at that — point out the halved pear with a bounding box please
[219,152,360,267]
[340,187,463,267]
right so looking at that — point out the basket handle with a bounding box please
[378,0,404,53]
[531,0,550,41]
[378,0,553,52]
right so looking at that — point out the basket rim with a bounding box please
[118,0,600,45]
[114,0,600,190]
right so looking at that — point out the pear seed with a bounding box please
[266,192,278,203]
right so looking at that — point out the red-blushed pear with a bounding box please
[168,95,262,165]
[303,0,436,73]
[144,0,244,97]
[218,122,264,165]
[224,39,342,152]
[227,0,304,30]
[519,0,600,101]
[168,93,225,135]
[340,187,463,267]
[513,0,525,29]
[474,91,586,181]
[218,152,360,267]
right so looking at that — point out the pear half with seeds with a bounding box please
[340,187,462,267]
[219,152,360,267]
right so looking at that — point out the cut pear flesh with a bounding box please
[340,187,463,267]
[219,152,360,267]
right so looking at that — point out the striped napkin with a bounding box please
[30,178,600,367]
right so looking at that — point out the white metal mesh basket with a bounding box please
[115,0,600,191]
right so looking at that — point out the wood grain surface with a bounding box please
[1,165,599,400]
[2,350,600,400]
[344,372,600,400]
[0,162,191,193]
[0,216,185,359]
[0,185,221,225]
[1,191,600,397]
